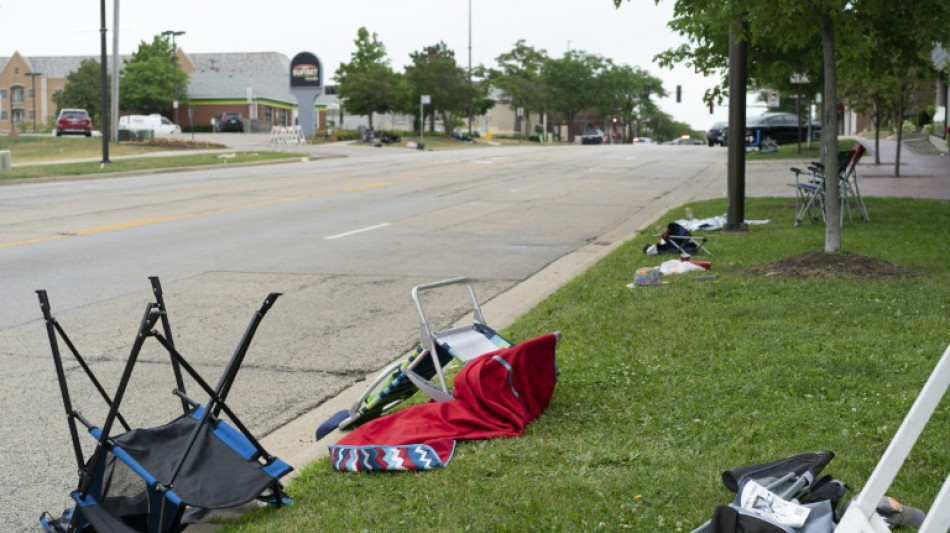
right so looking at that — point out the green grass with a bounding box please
[747,138,863,160]
[0,136,309,181]
[0,136,210,163]
[221,197,950,532]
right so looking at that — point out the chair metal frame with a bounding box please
[38,278,291,533]
[835,343,950,533]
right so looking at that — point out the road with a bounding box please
[0,142,729,531]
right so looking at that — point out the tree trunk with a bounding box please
[874,112,882,165]
[442,111,452,136]
[894,82,905,177]
[819,9,842,253]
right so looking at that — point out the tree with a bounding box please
[595,62,666,142]
[405,42,470,135]
[53,59,109,129]
[120,35,188,114]
[492,40,549,137]
[541,50,603,143]
[619,0,950,252]
[334,27,400,130]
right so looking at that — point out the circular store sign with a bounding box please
[290,52,323,88]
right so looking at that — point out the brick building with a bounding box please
[1,49,328,134]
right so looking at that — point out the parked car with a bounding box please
[581,128,608,145]
[663,135,704,145]
[55,109,92,137]
[743,113,820,145]
[214,112,245,133]
[118,114,180,135]
[706,121,727,146]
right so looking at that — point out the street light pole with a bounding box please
[99,0,110,165]
[26,72,42,133]
[162,30,185,125]
[467,0,473,137]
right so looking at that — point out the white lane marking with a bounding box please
[325,222,391,240]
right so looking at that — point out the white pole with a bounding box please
[112,0,120,141]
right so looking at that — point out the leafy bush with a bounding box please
[902,119,917,133]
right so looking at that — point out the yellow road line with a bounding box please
[0,180,395,249]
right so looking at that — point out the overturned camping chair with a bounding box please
[38,277,292,533]
[644,222,712,256]
[317,277,514,440]
[690,450,846,533]
[835,343,950,533]
[789,144,869,227]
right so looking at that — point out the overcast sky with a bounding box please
[2,0,733,130]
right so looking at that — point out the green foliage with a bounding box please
[405,42,477,135]
[334,28,401,129]
[52,58,109,128]
[541,50,606,142]
[490,40,550,135]
[120,35,189,114]
[221,196,950,532]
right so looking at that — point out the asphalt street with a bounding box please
[1,134,946,532]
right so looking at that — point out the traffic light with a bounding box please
[708,99,714,114]
[676,85,682,103]
[611,117,618,124]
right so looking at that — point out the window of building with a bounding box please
[29,88,34,99]
[12,109,24,124]
[0,110,7,120]
[29,110,35,121]
[0,89,6,99]
[12,87,25,105]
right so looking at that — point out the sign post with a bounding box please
[290,52,324,139]
[420,94,430,148]
[790,73,810,153]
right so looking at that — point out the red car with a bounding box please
[56,109,92,137]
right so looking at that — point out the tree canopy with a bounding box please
[619,0,950,251]
[53,59,109,128]
[119,35,189,115]
[334,27,401,129]
[329,29,685,141]
[405,42,472,133]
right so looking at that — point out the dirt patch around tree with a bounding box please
[745,251,921,280]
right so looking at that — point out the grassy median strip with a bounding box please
[0,151,308,181]
[220,196,949,532]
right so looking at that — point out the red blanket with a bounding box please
[329,333,559,471]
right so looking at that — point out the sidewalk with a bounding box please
[741,136,950,201]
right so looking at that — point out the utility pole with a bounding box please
[162,30,185,125]
[467,0,473,136]
[112,0,120,142]
[99,0,110,165]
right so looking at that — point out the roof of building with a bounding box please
[188,52,289,76]
[189,71,293,104]
[3,50,341,107]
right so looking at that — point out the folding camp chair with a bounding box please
[645,222,712,256]
[316,277,515,440]
[838,144,870,223]
[747,129,779,153]
[835,343,950,533]
[690,451,846,533]
[38,278,292,533]
[789,145,868,227]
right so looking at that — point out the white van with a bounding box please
[118,114,180,135]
